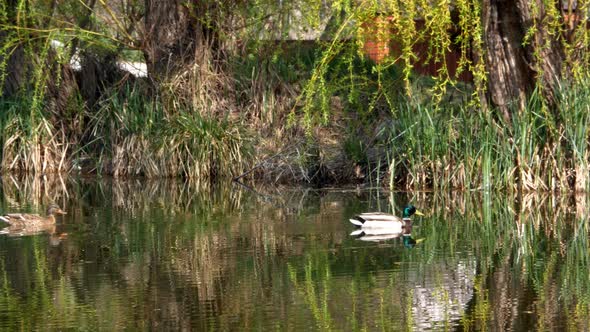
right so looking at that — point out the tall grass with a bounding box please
[84,85,251,179]
[0,84,252,179]
[0,99,71,174]
[2,26,590,188]
[381,79,590,192]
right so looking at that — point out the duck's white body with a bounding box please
[349,212,407,232]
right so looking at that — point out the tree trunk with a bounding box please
[482,0,532,121]
[0,46,29,97]
[143,0,199,81]
[143,1,228,82]
[0,0,30,97]
[482,0,564,120]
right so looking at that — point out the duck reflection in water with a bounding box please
[350,225,422,248]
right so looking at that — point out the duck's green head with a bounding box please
[402,205,424,218]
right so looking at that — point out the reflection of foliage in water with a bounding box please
[418,192,590,330]
[0,177,588,330]
[287,191,590,330]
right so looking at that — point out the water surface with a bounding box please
[0,177,588,331]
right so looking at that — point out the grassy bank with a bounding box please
[1,37,590,191]
[0,87,250,180]
[381,81,590,192]
[2,63,590,192]
[2,0,590,191]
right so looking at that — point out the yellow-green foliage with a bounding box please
[2,0,590,183]
[293,0,590,131]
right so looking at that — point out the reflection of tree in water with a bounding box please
[0,179,589,330]
[410,260,475,329]
[0,177,332,329]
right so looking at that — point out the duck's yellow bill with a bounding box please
[415,238,426,244]
[414,210,425,216]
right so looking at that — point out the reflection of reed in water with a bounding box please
[421,191,590,330]
[106,179,243,216]
[285,189,590,331]
[163,187,319,307]
[1,174,69,210]
[0,179,589,330]
[97,181,334,328]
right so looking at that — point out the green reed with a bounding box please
[0,178,589,329]
[79,84,252,179]
[381,78,590,192]
[2,33,590,187]
[0,85,252,179]
[0,98,73,174]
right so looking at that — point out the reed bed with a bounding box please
[2,0,590,190]
[381,80,590,192]
[0,103,71,174]
[86,90,250,179]
[2,36,590,190]
[0,82,252,179]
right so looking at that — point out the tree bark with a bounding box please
[482,0,564,120]
[143,0,199,81]
[0,0,30,97]
[482,0,532,121]
[142,1,229,82]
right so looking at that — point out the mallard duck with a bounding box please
[349,205,424,231]
[0,204,67,228]
[349,205,425,247]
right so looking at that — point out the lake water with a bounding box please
[0,177,588,331]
